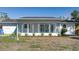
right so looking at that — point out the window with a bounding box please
[24,24,27,28]
[50,24,54,32]
[34,24,38,33]
[29,24,32,33]
[40,24,44,33]
[40,24,49,33]
[44,24,49,32]
[56,23,60,33]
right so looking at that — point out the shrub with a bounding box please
[75,23,79,35]
[75,29,79,35]
[61,28,67,36]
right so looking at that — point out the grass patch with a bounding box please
[30,42,41,48]
[0,36,26,43]
[61,45,69,49]
[2,45,9,48]
[0,37,16,42]
[16,48,23,51]
[0,44,9,49]
[31,44,40,48]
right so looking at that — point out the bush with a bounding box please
[75,23,79,35]
[75,29,79,35]
[61,28,67,36]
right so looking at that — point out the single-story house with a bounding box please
[0,16,76,36]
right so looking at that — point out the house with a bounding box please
[0,13,76,36]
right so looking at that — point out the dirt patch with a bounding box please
[0,36,79,51]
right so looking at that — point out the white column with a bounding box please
[49,24,51,33]
[27,24,29,33]
[38,24,40,33]
[22,24,24,33]
[16,24,19,40]
[59,23,62,36]
[54,23,56,33]
[74,24,75,35]
[32,24,34,33]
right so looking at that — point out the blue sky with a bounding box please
[0,7,79,19]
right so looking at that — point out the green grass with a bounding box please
[30,41,41,48]
[0,34,11,36]
[61,45,69,49]
[2,45,9,48]
[0,36,26,43]
[30,43,40,48]
[0,37,16,42]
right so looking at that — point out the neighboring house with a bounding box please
[0,12,76,36]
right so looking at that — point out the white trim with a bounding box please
[20,33,25,36]
[43,33,50,36]
[27,33,33,36]
[51,33,58,36]
[34,33,41,36]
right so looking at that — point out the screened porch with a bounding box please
[18,23,62,36]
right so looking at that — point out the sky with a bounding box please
[0,7,79,19]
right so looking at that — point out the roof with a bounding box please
[16,17,64,21]
[0,17,78,23]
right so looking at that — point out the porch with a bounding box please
[18,23,62,36]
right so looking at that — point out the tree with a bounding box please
[71,10,79,35]
[71,10,77,21]
[71,10,79,21]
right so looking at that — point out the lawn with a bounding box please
[0,36,79,51]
